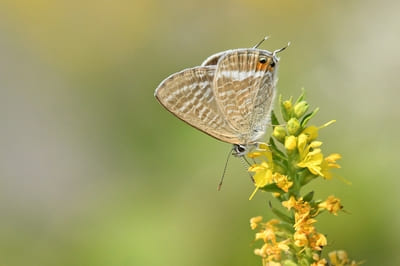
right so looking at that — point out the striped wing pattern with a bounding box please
[213,49,276,143]
[155,49,278,145]
[155,66,241,143]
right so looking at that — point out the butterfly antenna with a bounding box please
[217,147,234,191]
[272,41,291,59]
[253,36,270,49]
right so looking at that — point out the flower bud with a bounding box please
[293,101,309,118]
[287,118,300,135]
[284,135,297,151]
[272,126,286,143]
[281,100,293,121]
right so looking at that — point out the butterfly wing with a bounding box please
[213,49,278,143]
[155,66,241,144]
[201,51,227,66]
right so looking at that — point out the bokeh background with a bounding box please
[0,0,399,265]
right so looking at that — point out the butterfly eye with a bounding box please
[237,146,246,153]
[270,61,276,67]
[259,57,267,64]
[234,144,247,155]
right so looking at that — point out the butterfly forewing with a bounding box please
[213,49,277,143]
[154,66,241,144]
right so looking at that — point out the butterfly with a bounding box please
[154,38,288,156]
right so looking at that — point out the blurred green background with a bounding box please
[0,0,399,265]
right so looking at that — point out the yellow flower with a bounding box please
[273,173,293,192]
[319,196,343,215]
[255,220,279,242]
[250,216,263,230]
[266,219,280,227]
[297,133,323,161]
[312,259,328,266]
[311,257,328,266]
[256,229,275,242]
[254,244,268,257]
[248,162,273,200]
[249,162,273,185]
[309,232,327,251]
[294,231,308,247]
[282,196,298,210]
[297,149,324,176]
[277,240,290,252]
[328,250,360,265]
[247,143,273,163]
[294,214,316,233]
[248,94,353,265]
[301,126,319,142]
[252,219,290,265]
[312,253,323,264]
[320,153,341,179]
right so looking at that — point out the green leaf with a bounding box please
[300,107,319,127]
[269,137,287,160]
[276,223,295,234]
[271,159,288,174]
[300,172,318,186]
[303,191,314,202]
[271,110,280,127]
[294,88,306,105]
[269,201,294,223]
[283,260,299,266]
[259,183,282,193]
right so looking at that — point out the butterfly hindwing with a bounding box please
[212,49,277,143]
[154,66,241,144]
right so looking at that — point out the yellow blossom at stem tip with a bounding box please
[319,195,343,215]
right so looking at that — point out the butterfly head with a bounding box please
[232,144,259,157]
[256,53,278,73]
[232,144,248,157]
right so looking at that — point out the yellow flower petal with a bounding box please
[302,126,319,141]
[318,196,342,215]
[297,151,324,176]
[320,153,342,179]
[282,196,297,210]
[250,216,263,230]
[273,173,293,192]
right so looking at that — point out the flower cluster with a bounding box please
[248,91,359,266]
